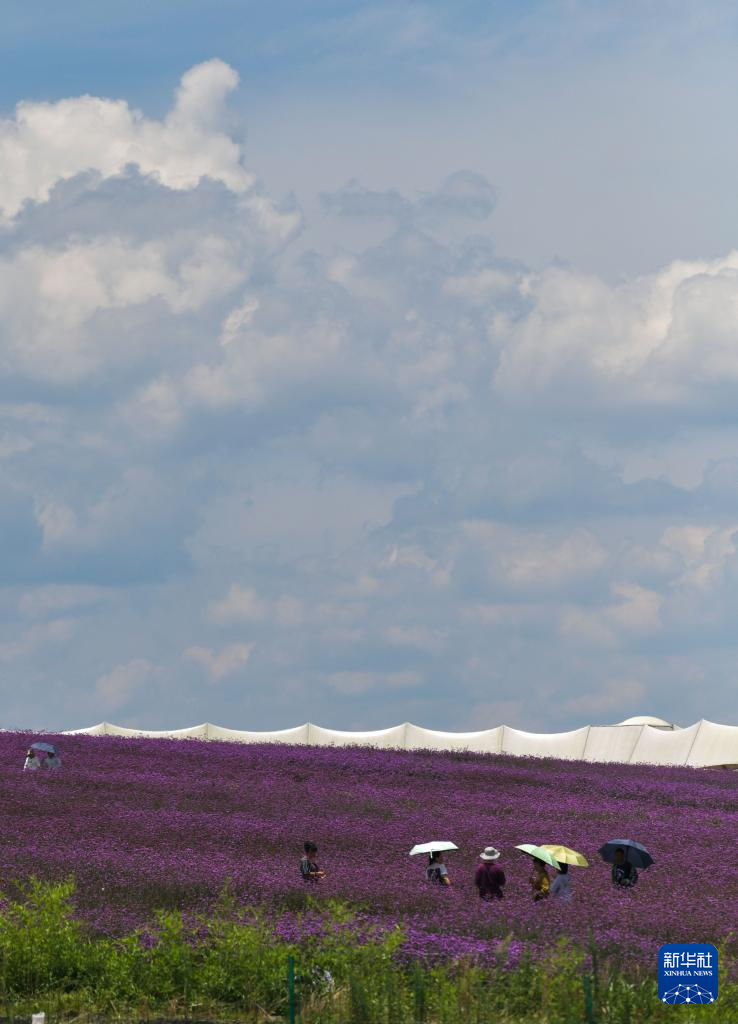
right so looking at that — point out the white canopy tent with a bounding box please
[582,725,643,763]
[629,721,701,766]
[614,715,677,729]
[404,724,503,753]
[60,717,738,768]
[499,726,590,760]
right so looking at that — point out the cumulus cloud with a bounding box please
[0,234,248,382]
[207,585,303,628]
[185,643,254,682]
[461,523,609,592]
[4,60,738,732]
[493,252,738,415]
[322,171,496,230]
[0,60,250,220]
[95,658,157,712]
[560,583,663,648]
[207,585,266,624]
[0,618,76,663]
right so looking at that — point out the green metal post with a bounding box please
[583,975,595,1024]
[288,954,296,1024]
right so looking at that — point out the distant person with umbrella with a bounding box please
[427,850,451,886]
[25,741,60,771]
[611,848,638,887]
[540,844,589,901]
[474,846,505,900]
[515,844,560,902]
[35,743,62,769]
[300,841,325,882]
[550,862,572,899]
[598,839,653,888]
[530,859,550,901]
[409,841,457,887]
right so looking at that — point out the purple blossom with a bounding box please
[2,732,734,974]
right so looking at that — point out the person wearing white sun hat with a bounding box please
[474,846,506,900]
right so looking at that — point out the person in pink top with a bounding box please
[474,847,506,900]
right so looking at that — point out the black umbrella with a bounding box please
[598,839,653,869]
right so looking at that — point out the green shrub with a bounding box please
[0,878,734,1023]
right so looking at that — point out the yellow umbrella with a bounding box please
[540,844,589,867]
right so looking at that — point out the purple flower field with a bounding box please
[1,732,735,974]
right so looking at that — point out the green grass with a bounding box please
[0,879,733,1023]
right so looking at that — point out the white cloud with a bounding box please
[443,266,515,304]
[325,669,422,695]
[564,678,646,717]
[384,624,444,653]
[661,524,738,591]
[181,316,348,412]
[382,544,437,572]
[0,619,76,663]
[462,522,608,591]
[5,59,738,732]
[19,585,110,618]
[207,585,304,627]
[0,60,251,220]
[207,585,266,625]
[185,643,254,681]
[95,658,157,712]
[493,252,738,411]
[560,583,663,647]
[219,297,260,347]
[0,235,248,382]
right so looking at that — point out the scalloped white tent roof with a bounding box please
[615,715,676,728]
[61,718,738,768]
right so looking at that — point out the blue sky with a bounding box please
[3,1,738,732]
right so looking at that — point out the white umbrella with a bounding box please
[409,841,458,856]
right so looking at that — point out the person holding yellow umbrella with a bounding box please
[540,845,589,901]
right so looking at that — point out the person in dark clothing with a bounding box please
[474,847,506,900]
[300,841,325,881]
[611,847,638,888]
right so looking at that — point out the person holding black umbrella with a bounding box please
[598,839,653,888]
[611,847,638,887]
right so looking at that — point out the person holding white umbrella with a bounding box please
[23,749,41,771]
[427,850,451,886]
[409,841,457,887]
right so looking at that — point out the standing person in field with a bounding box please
[43,752,62,769]
[530,859,550,901]
[23,749,41,771]
[474,847,506,900]
[426,850,451,886]
[611,848,638,888]
[550,862,572,900]
[300,841,325,882]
